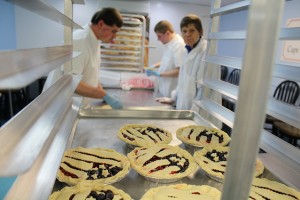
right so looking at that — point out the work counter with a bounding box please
[51,88,281,199]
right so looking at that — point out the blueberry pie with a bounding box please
[176,125,230,148]
[49,182,132,200]
[141,184,221,200]
[127,144,197,181]
[250,178,300,200]
[56,147,130,185]
[118,124,172,147]
[193,146,264,181]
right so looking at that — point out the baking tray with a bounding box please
[51,109,281,200]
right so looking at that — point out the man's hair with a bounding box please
[91,7,123,27]
[180,14,203,36]
[154,20,174,34]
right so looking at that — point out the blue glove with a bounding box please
[146,69,160,77]
[103,94,123,109]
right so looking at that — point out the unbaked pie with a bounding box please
[127,144,197,182]
[56,147,130,185]
[118,124,172,147]
[250,178,300,200]
[193,146,264,182]
[49,182,132,200]
[176,125,230,148]
[141,184,221,200]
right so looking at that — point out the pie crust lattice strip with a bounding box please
[127,144,197,183]
[176,125,231,148]
[193,145,264,182]
[249,178,300,200]
[56,146,130,185]
[140,183,221,200]
[118,124,172,148]
[49,182,132,200]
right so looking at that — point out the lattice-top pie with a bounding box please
[250,178,300,200]
[176,125,230,148]
[141,184,221,200]
[127,144,197,181]
[193,146,264,181]
[118,124,172,147]
[57,147,130,185]
[49,182,132,200]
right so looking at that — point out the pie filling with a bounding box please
[129,145,197,179]
[251,185,299,200]
[205,149,228,162]
[59,151,123,180]
[85,190,117,200]
[188,129,224,144]
[118,125,172,147]
[249,178,300,200]
[143,153,190,174]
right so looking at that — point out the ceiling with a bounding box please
[115,0,240,6]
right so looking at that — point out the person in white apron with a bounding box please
[146,20,185,97]
[47,8,123,109]
[176,14,207,110]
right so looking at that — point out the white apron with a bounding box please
[72,24,100,108]
[176,39,207,110]
[157,34,185,97]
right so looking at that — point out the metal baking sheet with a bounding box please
[51,110,281,199]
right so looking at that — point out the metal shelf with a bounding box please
[0,75,79,176]
[0,45,80,89]
[100,13,146,71]
[210,0,250,17]
[10,0,82,29]
[198,0,300,199]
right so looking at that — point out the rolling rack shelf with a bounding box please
[0,0,83,199]
[194,0,300,199]
[100,13,146,72]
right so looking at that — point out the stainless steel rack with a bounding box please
[100,13,146,72]
[0,0,83,199]
[194,0,299,199]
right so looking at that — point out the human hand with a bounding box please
[103,93,123,109]
[155,97,173,104]
[146,69,160,77]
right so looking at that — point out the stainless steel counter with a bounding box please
[52,109,280,199]
[89,88,174,110]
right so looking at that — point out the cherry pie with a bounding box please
[49,182,132,200]
[141,184,221,200]
[250,178,300,200]
[176,125,230,148]
[193,146,264,182]
[118,124,172,147]
[127,144,197,182]
[56,147,130,185]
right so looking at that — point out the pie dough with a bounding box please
[141,184,221,200]
[250,178,300,200]
[118,124,172,147]
[176,125,231,148]
[49,182,132,200]
[127,144,197,180]
[193,146,264,181]
[56,147,130,185]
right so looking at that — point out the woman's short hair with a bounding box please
[154,20,174,34]
[180,14,203,35]
[91,7,123,27]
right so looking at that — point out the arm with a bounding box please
[159,67,179,77]
[75,81,106,99]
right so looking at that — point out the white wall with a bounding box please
[148,1,210,66]
[14,0,209,66]
[97,0,210,66]
[218,0,300,103]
